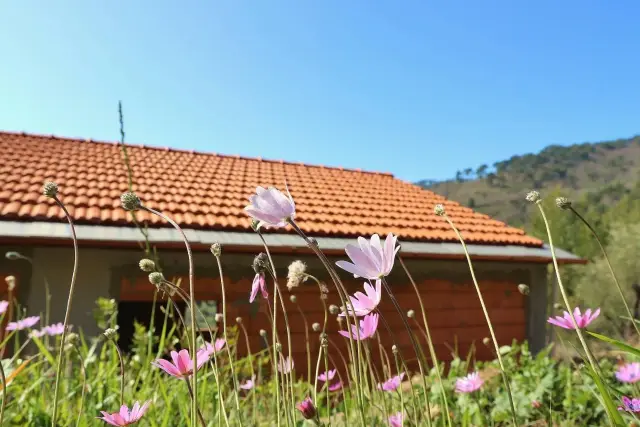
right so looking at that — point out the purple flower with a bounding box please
[616,362,640,383]
[0,301,8,315]
[328,381,343,392]
[199,338,226,357]
[336,234,399,280]
[98,400,151,426]
[318,369,336,382]
[295,397,316,420]
[338,313,379,341]
[388,412,403,427]
[44,322,67,336]
[339,280,381,317]
[245,186,296,229]
[278,355,294,374]
[547,307,600,330]
[240,375,256,390]
[455,372,484,393]
[249,273,268,303]
[618,396,640,413]
[6,315,40,331]
[377,372,405,392]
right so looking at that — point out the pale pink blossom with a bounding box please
[0,301,8,315]
[616,362,640,383]
[245,186,296,228]
[151,349,209,378]
[296,397,316,420]
[336,234,399,280]
[240,375,256,390]
[249,273,268,303]
[44,322,68,336]
[200,338,226,357]
[328,381,343,392]
[388,412,403,427]
[6,315,40,331]
[278,355,294,374]
[455,372,484,393]
[318,369,336,382]
[339,280,381,317]
[377,372,405,392]
[98,400,151,426]
[338,313,378,341]
[547,307,600,330]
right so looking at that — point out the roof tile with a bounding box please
[0,132,543,246]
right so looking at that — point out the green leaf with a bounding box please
[587,331,640,358]
[582,364,626,426]
[30,336,55,366]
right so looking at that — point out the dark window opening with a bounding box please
[117,300,187,353]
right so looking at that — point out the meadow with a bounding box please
[1,183,639,427]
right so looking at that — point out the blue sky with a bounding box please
[1,1,639,182]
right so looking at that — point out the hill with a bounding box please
[419,135,640,227]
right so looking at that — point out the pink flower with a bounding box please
[30,329,46,338]
[388,412,403,427]
[6,315,40,331]
[98,400,151,426]
[151,349,209,378]
[328,381,343,392]
[336,234,399,280]
[296,397,317,420]
[249,273,268,303]
[240,375,256,390]
[531,400,541,409]
[318,369,336,382]
[0,301,8,315]
[547,307,600,330]
[339,280,381,317]
[277,355,294,374]
[377,372,405,392]
[338,313,378,340]
[200,338,226,357]
[245,186,296,229]
[618,396,640,413]
[616,362,640,383]
[44,322,68,336]
[455,372,484,393]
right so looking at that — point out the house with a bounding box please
[0,132,582,373]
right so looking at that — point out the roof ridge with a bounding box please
[0,130,395,178]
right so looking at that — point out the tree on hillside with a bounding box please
[476,164,488,178]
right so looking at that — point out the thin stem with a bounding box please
[142,206,198,427]
[323,343,331,426]
[108,339,125,406]
[442,213,517,426]
[50,196,79,427]
[0,354,6,427]
[568,206,640,338]
[398,256,452,427]
[294,301,312,390]
[238,321,257,425]
[212,254,242,419]
[72,346,87,427]
[184,378,207,427]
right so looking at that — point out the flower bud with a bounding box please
[434,204,445,216]
[148,272,165,285]
[275,342,282,353]
[235,317,243,324]
[139,259,155,272]
[259,329,267,337]
[525,191,541,204]
[5,251,22,261]
[252,253,269,274]
[210,243,222,257]
[517,284,530,296]
[120,191,141,211]
[103,328,117,341]
[215,313,224,323]
[296,397,317,420]
[43,181,59,198]
[482,337,491,346]
[289,295,297,303]
[5,276,15,291]
[392,345,398,354]
[555,197,572,210]
[407,309,415,318]
[329,305,339,315]
[312,322,321,332]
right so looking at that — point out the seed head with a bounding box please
[407,309,415,318]
[210,243,222,257]
[5,251,22,261]
[65,332,79,344]
[252,253,269,274]
[43,181,59,198]
[392,345,398,354]
[525,191,541,204]
[482,337,491,346]
[289,295,297,303]
[287,260,307,290]
[275,342,282,353]
[120,191,141,211]
[259,329,267,337]
[148,272,165,285]
[103,328,117,341]
[312,322,321,332]
[555,197,572,210]
[5,276,15,291]
[329,305,339,315]
[434,204,446,216]
[235,317,242,324]
[215,313,224,323]
[517,284,530,296]
[138,259,156,272]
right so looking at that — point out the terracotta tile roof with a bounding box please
[0,131,542,246]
